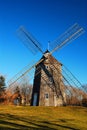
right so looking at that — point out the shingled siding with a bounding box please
[31,51,66,106]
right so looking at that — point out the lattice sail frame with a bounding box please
[50,23,85,53]
[17,26,43,54]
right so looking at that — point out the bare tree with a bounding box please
[82,84,87,93]
[20,76,32,105]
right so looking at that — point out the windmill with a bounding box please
[8,23,86,106]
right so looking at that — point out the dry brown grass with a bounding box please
[0,105,87,129]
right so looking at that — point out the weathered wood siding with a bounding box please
[31,51,66,106]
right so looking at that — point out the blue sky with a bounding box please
[0,0,87,85]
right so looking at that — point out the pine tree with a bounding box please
[0,75,6,95]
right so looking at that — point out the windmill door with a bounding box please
[33,93,38,106]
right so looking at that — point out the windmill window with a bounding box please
[45,93,49,99]
[49,77,53,84]
[46,65,49,69]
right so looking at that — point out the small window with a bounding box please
[45,93,49,99]
[49,77,53,84]
[46,65,49,69]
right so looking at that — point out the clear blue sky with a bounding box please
[0,0,87,85]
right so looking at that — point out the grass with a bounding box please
[0,105,87,130]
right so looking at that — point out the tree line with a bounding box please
[0,75,87,106]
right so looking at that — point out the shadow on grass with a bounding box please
[42,121,79,130]
[0,113,80,130]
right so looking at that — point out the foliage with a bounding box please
[82,98,87,107]
[0,75,6,103]
[5,76,33,105]
[0,75,6,91]
[0,106,87,130]
[82,84,87,92]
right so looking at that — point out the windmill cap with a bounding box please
[43,49,49,54]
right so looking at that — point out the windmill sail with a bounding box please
[50,23,85,54]
[17,26,43,54]
[7,58,44,88]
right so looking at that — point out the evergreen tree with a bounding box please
[0,75,6,95]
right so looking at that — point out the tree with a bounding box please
[82,98,87,107]
[0,75,6,103]
[21,84,32,105]
[13,86,21,105]
[82,84,87,93]
[6,75,33,105]
[20,76,33,105]
[0,75,6,95]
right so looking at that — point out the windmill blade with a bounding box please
[17,26,43,54]
[7,66,42,93]
[62,65,86,92]
[7,58,44,88]
[50,23,85,54]
[48,59,87,97]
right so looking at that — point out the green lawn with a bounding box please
[0,105,87,130]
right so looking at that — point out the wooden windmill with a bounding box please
[8,23,86,106]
